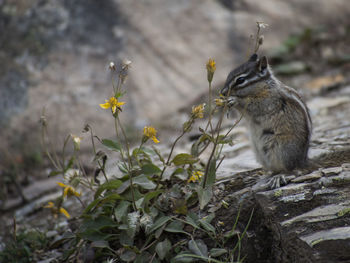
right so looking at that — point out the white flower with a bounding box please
[257,21,269,29]
[109,62,116,71]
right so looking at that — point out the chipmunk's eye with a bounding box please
[235,77,245,85]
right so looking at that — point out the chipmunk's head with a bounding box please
[221,54,271,97]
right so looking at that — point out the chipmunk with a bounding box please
[221,54,350,188]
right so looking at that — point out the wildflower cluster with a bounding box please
[39,42,256,261]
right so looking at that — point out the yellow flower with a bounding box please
[188,171,204,183]
[218,221,225,226]
[57,182,81,198]
[215,98,225,107]
[99,97,125,114]
[191,104,205,119]
[59,207,71,218]
[206,58,216,82]
[143,126,160,144]
[43,202,71,218]
[44,201,54,208]
[206,58,216,73]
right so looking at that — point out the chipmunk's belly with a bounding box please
[249,123,285,172]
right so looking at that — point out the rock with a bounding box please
[2,0,350,154]
[291,171,322,183]
[321,167,343,176]
[1,177,61,211]
[212,91,350,261]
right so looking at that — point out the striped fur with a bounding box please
[221,54,312,173]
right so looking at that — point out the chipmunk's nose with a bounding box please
[220,85,229,96]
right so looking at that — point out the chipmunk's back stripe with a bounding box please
[278,80,312,137]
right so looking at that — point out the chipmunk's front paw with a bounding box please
[226,97,237,108]
[268,174,287,189]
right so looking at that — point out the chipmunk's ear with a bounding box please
[249,53,258,62]
[258,56,268,72]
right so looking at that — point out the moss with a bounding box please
[311,238,323,247]
[274,189,283,197]
[337,207,350,217]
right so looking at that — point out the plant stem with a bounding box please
[116,115,136,210]
[202,103,241,188]
[76,196,86,208]
[208,81,214,134]
[116,116,132,170]
[88,126,108,182]
[156,130,187,189]
[41,124,61,170]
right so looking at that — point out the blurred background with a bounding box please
[0,0,349,203]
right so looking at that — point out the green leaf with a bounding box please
[119,230,134,246]
[147,216,172,234]
[94,179,122,199]
[141,163,162,175]
[152,146,165,164]
[118,174,156,194]
[120,250,137,262]
[90,240,109,248]
[155,239,172,260]
[49,232,75,248]
[92,150,107,162]
[202,158,216,187]
[209,248,227,257]
[171,252,195,263]
[83,194,122,214]
[172,167,187,180]
[135,252,152,263]
[191,133,211,157]
[102,138,121,152]
[142,146,157,156]
[115,201,130,222]
[165,220,186,234]
[202,213,215,224]
[217,135,233,145]
[48,170,62,177]
[135,197,144,210]
[79,229,112,242]
[118,162,129,174]
[197,187,213,210]
[172,253,226,263]
[63,156,75,173]
[199,219,216,234]
[155,224,166,239]
[172,153,198,166]
[173,199,188,215]
[83,198,101,214]
[185,213,199,229]
[80,215,117,232]
[142,190,163,212]
[188,239,208,257]
[133,174,157,189]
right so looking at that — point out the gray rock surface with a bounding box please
[213,84,350,262]
[1,0,350,151]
